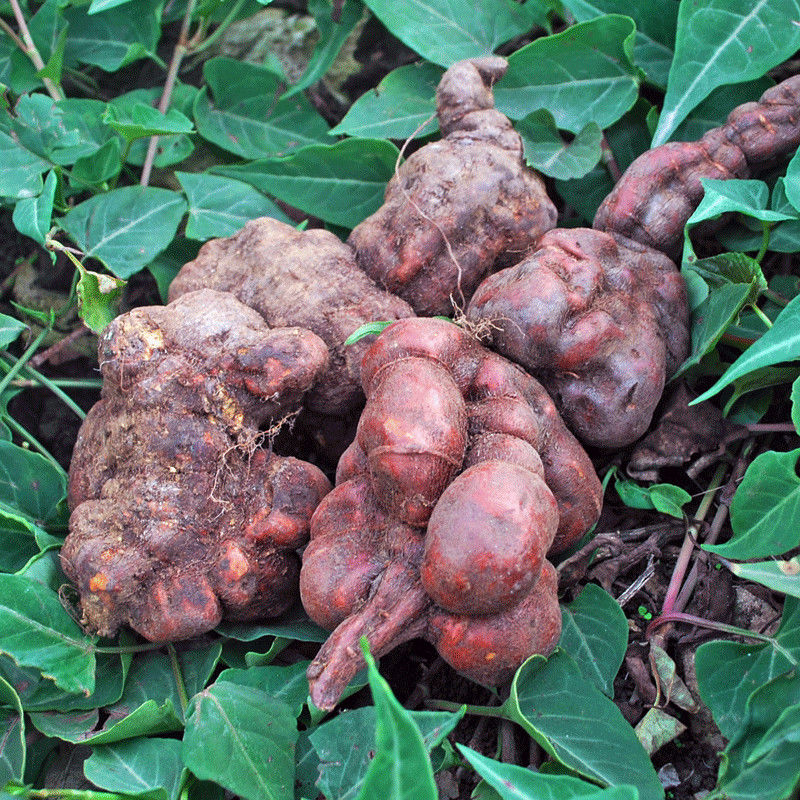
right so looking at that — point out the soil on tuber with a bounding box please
[347,56,557,316]
[62,289,332,641]
[300,317,602,709]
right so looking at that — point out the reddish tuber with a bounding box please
[300,318,602,709]
[62,289,332,641]
[348,57,557,316]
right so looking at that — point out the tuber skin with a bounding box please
[466,228,689,448]
[347,57,557,316]
[62,289,332,641]
[168,216,415,416]
[300,318,602,709]
[594,75,800,258]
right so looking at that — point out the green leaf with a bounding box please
[330,62,442,140]
[516,111,602,180]
[684,178,794,231]
[62,0,162,72]
[216,662,310,719]
[674,281,751,377]
[495,16,639,133]
[215,138,399,229]
[361,0,535,67]
[344,320,396,345]
[0,440,66,524]
[782,147,800,212]
[459,745,639,800]
[0,314,27,349]
[103,103,194,142]
[695,597,800,739]
[176,172,292,241]
[355,641,437,800]
[704,449,800,559]
[723,557,800,600]
[560,0,677,89]
[59,186,187,279]
[0,129,49,199]
[649,484,692,518]
[748,704,800,762]
[723,366,800,416]
[310,705,463,800]
[634,707,686,756]
[283,0,364,99]
[193,57,329,159]
[503,651,663,800]
[36,23,67,86]
[793,376,800,433]
[692,293,800,404]
[74,263,126,334]
[84,738,187,800]
[558,584,627,698]
[0,675,25,784]
[214,603,329,643]
[0,574,95,696]
[652,0,800,146]
[70,138,123,190]
[12,170,57,247]
[183,682,297,800]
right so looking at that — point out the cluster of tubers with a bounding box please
[63,57,800,708]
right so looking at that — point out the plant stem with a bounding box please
[427,699,504,718]
[755,219,771,264]
[750,303,774,330]
[168,642,190,714]
[648,611,798,667]
[5,789,127,800]
[600,133,622,182]
[141,0,197,187]
[12,377,102,390]
[0,326,51,399]
[8,0,64,101]
[188,0,247,54]
[763,287,791,307]
[3,353,88,420]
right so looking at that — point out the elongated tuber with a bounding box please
[300,318,602,709]
[348,57,557,316]
[63,289,332,641]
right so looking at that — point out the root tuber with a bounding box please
[62,289,332,641]
[347,57,557,316]
[300,318,602,709]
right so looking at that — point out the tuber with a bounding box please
[347,57,557,316]
[466,228,689,448]
[62,289,332,641]
[300,317,602,709]
[594,75,800,258]
[168,216,414,416]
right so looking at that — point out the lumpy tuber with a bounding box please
[63,289,332,641]
[300,317,603,709]
[348,56,557,316]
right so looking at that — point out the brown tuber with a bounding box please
[347,56,557,316]
[466,228,689,448]
[300,318,602,709]
[168,216,415,416]
[62,289,332,641]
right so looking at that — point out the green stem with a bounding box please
[3,353,88,420]
[11,378,102,390]
[93,641,166,654]
[3,415,64,473]
[168,642,189,714]
[649,611,799,667]
[427,699,504,718]
[750,303,773,330]
[0,326,51,399]
[755,219,771,264]
[5,788,127,800]
[188,0,247,54]
[763,288,791,307]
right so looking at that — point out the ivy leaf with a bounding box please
[176,172,292,241]
[183,682,298,800]
[102,102,194,142]
[722,557,800,600]
[792,376,800,433]
[558,584,627,698]
[215,138,399,229]
[356,640,438,800]
[12,170,57,248]
[516,110,602,179]
[0,574,95,696]
[59,186,187,279]
[330,62,443,140]
[692,294,800,404]
[652,0,800,146]
[361,0,535,67]
[502,651,664,800]
[495,16,639,133]
[0,675,25,784]
[0,129,49,199]
[74,262,126,334]
[193,57,329,160]
[704,449,800,559]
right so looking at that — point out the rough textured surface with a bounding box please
[466,228,689,448]
[348,57,557,316]
[168,217,414,415]
[594,75,800,257]
[300,318,602,709]
[63,289,332,641]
